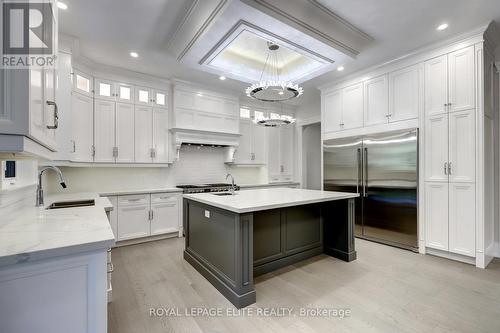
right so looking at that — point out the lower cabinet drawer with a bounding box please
[118,194,149,206]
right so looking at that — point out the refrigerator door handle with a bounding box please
[363,147,368,197]
[357,148,362,194]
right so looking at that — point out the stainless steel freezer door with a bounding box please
[362,130,418,249]
[323,137,363,236]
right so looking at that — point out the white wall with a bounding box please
[44,145,268,194]
[302,123,321,190]
[296,89,321,124]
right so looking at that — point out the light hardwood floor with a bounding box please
[108,238,500,333]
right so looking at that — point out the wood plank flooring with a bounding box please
[108,238,500,333]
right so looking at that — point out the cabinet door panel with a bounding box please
[234,120,253,164]
[43,68,57,148]
[363,75,388,126]
[134,105,153,163]
[135,86,152,106]
[116,83,134,104]
[29,69,45,143]
[342,83,363,129]
[151,201,179,235]
[448,109,475,183]
[280,126,294,180]
[252,123,267,164]
[424,55,448,117]
[424,114,448,182]
[72,70,93,96]
[71,92,93,162]
[389,65,419,122]
[267,127,281,181]
[448,46,475,113]
[152,89,168,108]
[94,99,116,163]
[115,103,135,163]
[323,90,342,133]
[425,182,449,251]
[95,78,115,101]
[152,107,169,163]
[449,183,475,257]
[117,204,150,241]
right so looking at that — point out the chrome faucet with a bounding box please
[226,173,236,195]
[36,166,66,207]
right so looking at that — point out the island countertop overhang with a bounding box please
[183,188,359,214]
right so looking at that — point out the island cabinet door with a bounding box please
[253,209,285,266]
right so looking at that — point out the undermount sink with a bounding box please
[212,192,236,196]
[46,199,96,210]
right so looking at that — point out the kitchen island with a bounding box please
[183,188,359,308]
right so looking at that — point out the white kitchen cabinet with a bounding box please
[95,78,115,101]
[342,83,364,130]
[425,182,449,251]
[388,65,419,122]
[151,194,180,235]
[253,124,267,164]
[322,89,343,134]
[280,125,294,181]
[152,89,168,108]
[424,114,449,182]
[425,46,475,117]
[363,75,388,126]
[424,55,448,117]
[134,105,153,163]
[233,119,267,165]
[30,68,46,145]
[135,86,152,106]
[234,121,253,164]
[268,125,295,182]
[448,46,475,113]
[152,107,169,163]
[70,92,94,162]
[448,109,475,183]
[449,183,476,256]
[72,70,93,97]
[115,103,135,163]
[94,99,116,163]
[117,195,150,241]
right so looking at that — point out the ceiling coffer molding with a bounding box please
[167,0,230,61]
[239,0,373,58]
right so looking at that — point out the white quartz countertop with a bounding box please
[0,192,115,268]
[183,188,359,213]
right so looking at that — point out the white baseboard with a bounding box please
[425,247,476,265]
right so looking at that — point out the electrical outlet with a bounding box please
[204,210,210,218]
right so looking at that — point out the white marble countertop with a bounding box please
[183,188,359,213]
[0,192,115,268]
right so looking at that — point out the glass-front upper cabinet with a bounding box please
[116,83,134,104]
[153,90,167,108]
[72,70,93,97]
[135,86,152,106]
[95,78,115,101]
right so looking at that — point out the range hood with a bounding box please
[170,128,240,162]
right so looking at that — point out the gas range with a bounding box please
[176,183,240,194]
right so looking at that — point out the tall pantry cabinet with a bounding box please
[424,25,499,268]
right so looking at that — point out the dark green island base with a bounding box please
[183,198,356,308]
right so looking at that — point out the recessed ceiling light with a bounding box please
[278,91,284,95]
[219,76,226,81]
[197,93,203,97]
[57,2,68,10]
[437,23,448,31]
[129,52,139,58]
[337,66,344,72]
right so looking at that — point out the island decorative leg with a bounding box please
[323,198,357,262]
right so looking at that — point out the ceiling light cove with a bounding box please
[129,52,139,58]
[57,2,68,10]
[437,23,449,31]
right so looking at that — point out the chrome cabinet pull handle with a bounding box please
[448,162,452,175]
[46,101,58,129]
[444,162,448,175]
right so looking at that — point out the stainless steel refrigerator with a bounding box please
[323,129,418,251]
